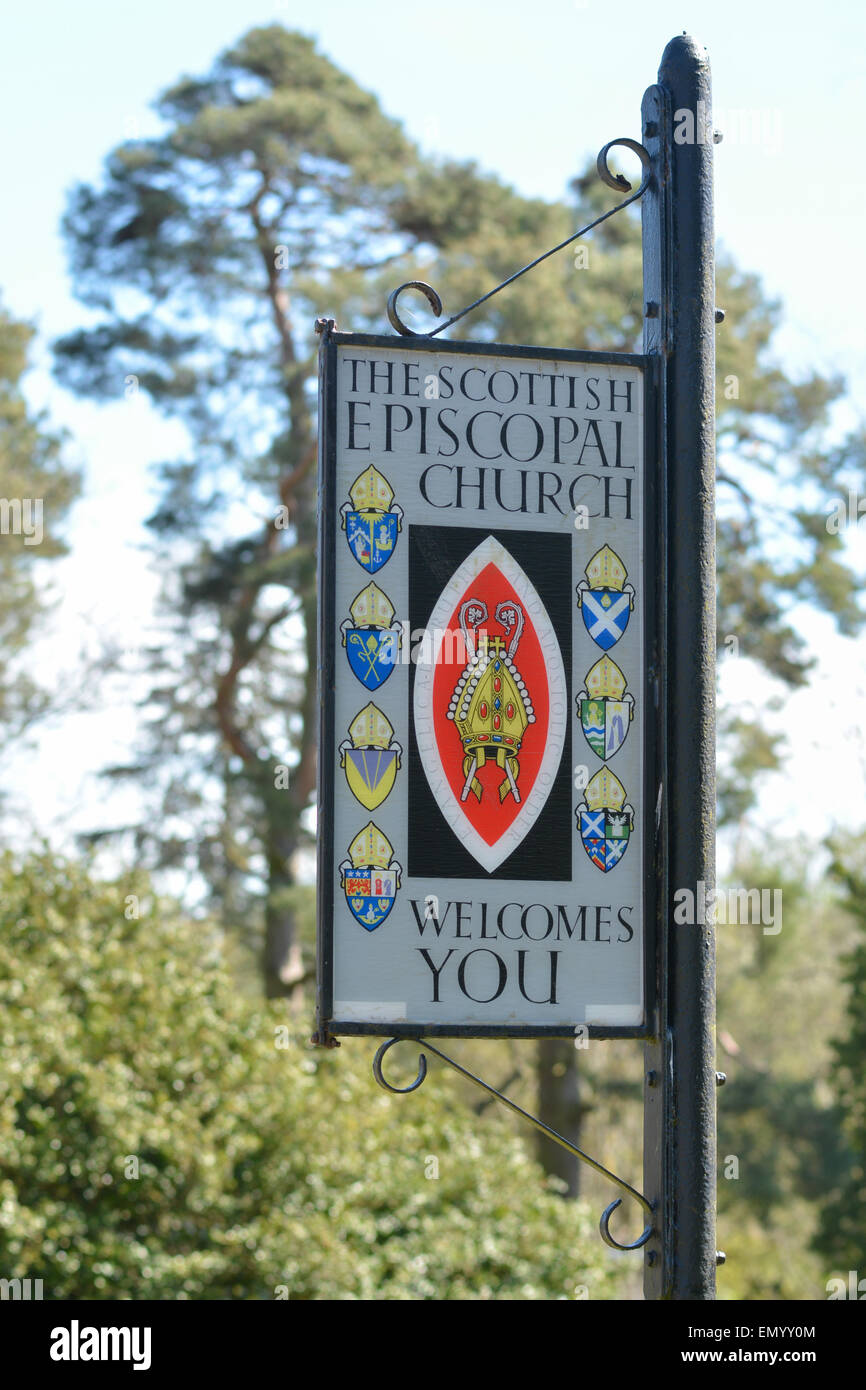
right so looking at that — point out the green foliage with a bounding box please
[717,712,785,828]
[717,1199,829,1302]
[0,302,79,739]
[714,846,858,1298]
[0,850,624,1299]
[814,834,866,1270]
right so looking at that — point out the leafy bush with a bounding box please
[0,850,625,1299]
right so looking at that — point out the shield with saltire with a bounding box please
[413,535,567,874]
[339,821,402,931]
[341,582,402,690]
[576,545,635,650]
[577,767,634,873]
[576,655,634,760]
[339,703,402,810]
[340,465,403,574]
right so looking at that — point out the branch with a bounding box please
[717,471,755,506]
[291,586,318,810]
[278,439,316,512]
[215,648,258,763]
[248,182,297,380]
[213,179,318,796]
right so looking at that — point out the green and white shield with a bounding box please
[579,697,632,761]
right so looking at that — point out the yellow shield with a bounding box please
[343,746,399,809]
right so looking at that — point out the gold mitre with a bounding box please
[349,703,394,750]
[348,821,393,870]
[585,767,627,813]
[349,465,394,514]
[585,656,627,701]
[454,651,529,753]
[584,545,628,591]
[349,583,395,629]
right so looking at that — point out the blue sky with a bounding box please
[4,0,865,383]
[2,0,865,857]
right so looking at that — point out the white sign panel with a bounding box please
[317,333,653,1037]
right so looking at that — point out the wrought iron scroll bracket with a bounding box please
[372,1037,654,1252]
[386,137,651,339]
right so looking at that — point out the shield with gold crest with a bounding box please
[577,767,635,873]
[339,703,402,810]
[340,465,403,573]
[576,656,634,760]
[339,821,402,931]
[341,582,402,690]
[413,535,567,874]
[576,545,635,650]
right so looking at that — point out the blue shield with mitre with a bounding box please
[346,511,399,574]
[579,808,631,873]
[344,627,399,690]
[342,867,399,931]
[580,587,631,650]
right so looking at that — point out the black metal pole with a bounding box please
[642,34,718,1300]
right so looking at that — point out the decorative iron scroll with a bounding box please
[373,1036,654,1252]
[386,137,651,339]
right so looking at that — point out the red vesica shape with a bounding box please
[414,537,567,873]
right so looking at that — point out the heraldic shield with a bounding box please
[339,703,402,810]
[341,582,402,691]
[414,536,567,875]
[577,767,634,873]
[340,465,403,574]
[576,545,635,650]
[339,821,402,931]
[576,656,634,761]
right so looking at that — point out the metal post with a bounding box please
[641,34,717,1299]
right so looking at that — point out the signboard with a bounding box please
[317,332,656,1038]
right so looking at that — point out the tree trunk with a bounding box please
[262,817,304,1003]
[536,1039,583,1197]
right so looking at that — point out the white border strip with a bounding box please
[334,1000,408,1021]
